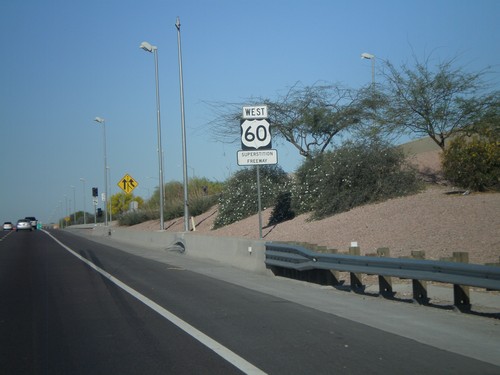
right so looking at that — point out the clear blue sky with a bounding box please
[1,0,498,224]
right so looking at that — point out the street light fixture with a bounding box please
[94,116,108,226]
[140,41,165,230]
[80,178,87,224]
[361,52,375,88]
[176,17,189,232]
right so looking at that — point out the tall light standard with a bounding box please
[361,52,375,88]
[70,185,76,224]
[80,178,87,224]
[59,200,63,228]
[94,116,108,226]
[140,41,165,230]
[176,17,189,232]
[64,194,68,228]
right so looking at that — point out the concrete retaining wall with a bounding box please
[86,225,269,275]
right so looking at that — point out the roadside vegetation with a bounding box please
[442,124,500,192]
[118,178,223,226]
[65,52,499,229]
[291,139,422,220]
[213,165,292,229]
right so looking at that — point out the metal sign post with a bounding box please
[256,165,262,239]
[93,197,98,224]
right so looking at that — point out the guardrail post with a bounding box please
[328,249,341,285]
[377,248,394,298]
[485,257,500,268]
[411,251,429,304]
[485,259,500,291]
[453,252,471,311]
[349,246,364,292]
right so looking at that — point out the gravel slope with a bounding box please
[130,148,500,266]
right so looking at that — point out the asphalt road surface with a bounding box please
[1,229,498,374]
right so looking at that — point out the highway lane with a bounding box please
[0,230,243,375]
[1,229,499,374]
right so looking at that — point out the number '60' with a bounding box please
[245,125,268,142]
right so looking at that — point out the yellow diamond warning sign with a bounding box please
[118,174,138,194]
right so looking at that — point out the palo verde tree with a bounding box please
[379,56,498,150]
[208,82,366,158]
[110,192,144,216]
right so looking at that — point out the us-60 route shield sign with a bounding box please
[240,119,272,150]
[118,173,138,194]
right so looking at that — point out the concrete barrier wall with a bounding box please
[184,234,268,274]
[87,225,269,275]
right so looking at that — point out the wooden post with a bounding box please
[349,245,364,292]
[453,252,471,311]
[485,259,500,290]
[328,248,341,285]
[377,248,394,298]
[411,251,429,304]
[411,250,426,260]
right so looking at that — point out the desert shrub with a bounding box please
[442,128,500,191]
[188,177,224,199]
[137,178,224,224]
[164,202,184,221]
[292,140,422,219]
[163,181,184,206]
[118,210,157,226]
[268,191,295,226]
[188,194,219,217]
[162,179,222,218]
[214,165,292,228]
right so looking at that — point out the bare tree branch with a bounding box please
[379,56,497,150]
[206,82,365,158]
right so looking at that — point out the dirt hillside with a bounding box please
[129,141,500,266]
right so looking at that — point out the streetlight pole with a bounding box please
[59,200,63,228]
[176,17,189,232]
[64,194,68,228]
[80,178,87,224]
[70,185,76,224]
[361,52,375,88]
[94,117,108,226]
[140,41,165,231]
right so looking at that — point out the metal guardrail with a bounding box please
[265,242,500,309]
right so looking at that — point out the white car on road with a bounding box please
[16,219,33,231]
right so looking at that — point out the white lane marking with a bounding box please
[0,230,15,241]
[43,230,267,375]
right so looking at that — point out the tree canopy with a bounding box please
[378,57,499,150]
[110,192,144,216]
[207,56,498,163]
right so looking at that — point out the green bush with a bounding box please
[442,128,500,191]
[292,140,422,219]
[118,210,157,226]
[189,195,219,217]
[214,165,292,228]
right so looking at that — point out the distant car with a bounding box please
[3,222,13,231]
[16,219,33,231]
[25,216,38,230]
